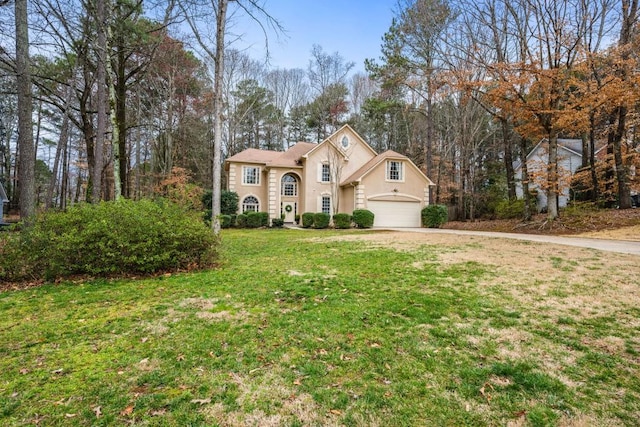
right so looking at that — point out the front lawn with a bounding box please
[1,229,639,426]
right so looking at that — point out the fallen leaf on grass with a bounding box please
[479,382,494,403]
[176,354,185,361]
[93,406,102,418]
[190,398,211,405]
[19,368,29,375]
[64,413,76,418]
[120,405,134,416]
[151,409,167,416]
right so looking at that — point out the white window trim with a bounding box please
[320,194,332,215]
[242,166,261,186]
[386,160,404,182]
[319,163,331,183]
[242,195,260,212]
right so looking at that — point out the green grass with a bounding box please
[1,229,639,426]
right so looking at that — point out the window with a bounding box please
[242,166,260,185]
[386,161,403,181]
[242,195,259,212]
[281,174,298,196]
[321,196,331,214]
[341,136,349,148]
[321,163,330,182]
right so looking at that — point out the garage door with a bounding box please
[367,200,422,228]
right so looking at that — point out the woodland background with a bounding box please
[1,0,639,222]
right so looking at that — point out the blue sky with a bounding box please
[232,0,398,72]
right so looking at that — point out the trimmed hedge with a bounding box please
[258,212,269,227]
[352,209,374,228]
[333,213,352,229]
[220,214,233,229]
[271,218,284,228]
[301,212,315,228]
[313,213,331,229]
[0,199,218,282]
[236,214,248,228]
[421,204,448,228]
[245,211,262,228]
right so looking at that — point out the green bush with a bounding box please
[301,212,315,228]
[220,214,233,229]
[313,213,330,229]
[202,190,239,222]
[421,205,448,228]
[333,213,351,229]
[495,199,525,219]
[236,214,248,228]
[352,209,374,228]
[271,218,284,228]
[257,212,269,227]
[0,199,218,282]
[245,211,262,228]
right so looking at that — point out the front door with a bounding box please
[281,173,299,223]
[283,202,296,223]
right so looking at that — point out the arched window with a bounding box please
[242,195,259,212]
[281,174,298,196]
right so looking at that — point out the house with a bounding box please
[225,125,434,227]
[515,138,594,210]
[0,182,7,224]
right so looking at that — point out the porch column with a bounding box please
[228,165,236,191]
[268,169,277,219]
[355,184,366,209]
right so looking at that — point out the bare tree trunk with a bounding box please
[547,132,559,220]
[93,0,107,203]
[212,0,229,235]
[46,84,74,209]
[520,137,532,221]
[15,0,36,219]
[501,118,516,200]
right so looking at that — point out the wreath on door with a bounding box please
[284,205,293,213]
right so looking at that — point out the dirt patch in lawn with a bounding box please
[318,231,640,322]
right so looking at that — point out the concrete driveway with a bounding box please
[382,227,640,256]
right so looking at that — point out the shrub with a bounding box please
[220,214,233,229]
[352,209,374,228]
[301,212,315,228]
[294,214,300,224]
[245,211,262,228]
[421,205,448,228]
[271,218,284,228]
[236,214,248,228]
[0,199,218,282]
[313,213,331,229]
[257,212,269,227]
[202,190,239,222]
[495,199,525,219]
[333,213,351,229]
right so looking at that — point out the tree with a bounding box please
[15,0,36,218]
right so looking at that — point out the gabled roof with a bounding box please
[341,150,434,186]
[225,142,316,169]
[302,124,378,160]
[514,138,607,171]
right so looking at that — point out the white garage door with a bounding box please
[367,200,422,228]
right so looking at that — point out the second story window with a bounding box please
[321,163,330,183]
[243,166,260,185]
[386,161,403,181]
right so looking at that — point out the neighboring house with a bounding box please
[0,182,7,224]
[225,125,434,227]
[515,138,596,210]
